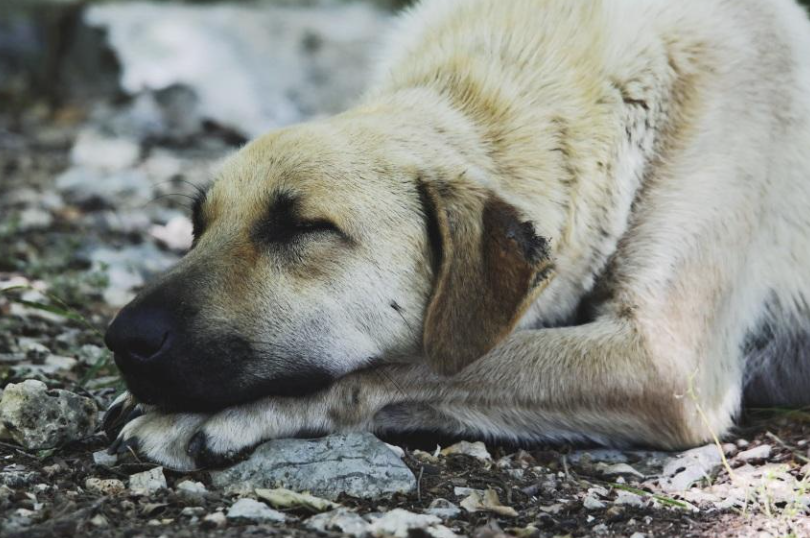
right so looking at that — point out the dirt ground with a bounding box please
[1,102,810,538]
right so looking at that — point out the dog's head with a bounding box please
[105,116,553,411]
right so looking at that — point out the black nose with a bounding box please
[105,304,173,365]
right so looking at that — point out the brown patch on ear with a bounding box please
[421,182,553,376]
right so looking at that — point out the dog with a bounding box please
[103,0,810,470]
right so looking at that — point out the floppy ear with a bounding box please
[419,180,553,376]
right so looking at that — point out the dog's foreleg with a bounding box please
[363,317,724,449]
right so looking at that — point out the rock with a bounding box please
[55,167,153,209]
[210,433,416,500]
[202,511,226,528]
[84,2,388,138]
[92,450,118,467]
[630,533,647,538]
[128,467,167,495]
[367,509,455,538]
[659,444,724,492]
[0,380,97,449]
[226,498,286,523]
[425,498,461,519]
[735,444,772,463]
[441,441,492,462]
[85,478,126,495]
[176,480,207,500]
[305,508,370,537]
[70,128,141,170]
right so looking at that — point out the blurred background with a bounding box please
[0,0,410,392]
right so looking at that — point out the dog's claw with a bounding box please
[107,435,123,455]
[118,436,140,455]
[102,392,139,439]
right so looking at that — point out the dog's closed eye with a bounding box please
[252,192,347,247]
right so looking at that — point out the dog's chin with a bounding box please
[122,367,337,413]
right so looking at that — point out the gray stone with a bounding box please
[0,465,40,488]
[660,444,724,492]
[0,380,97,449]
[210,433,416,500]
[226,498,286,522]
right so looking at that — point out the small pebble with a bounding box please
[129,467,167,495]
[736,444,772,463]
[86,478,126,495]
[93,450,118,467]
[175,480,207,500]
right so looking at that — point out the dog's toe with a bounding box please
[109,412,207,471]
[186,431,250,469]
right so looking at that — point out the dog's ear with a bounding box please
[419,180,553,376]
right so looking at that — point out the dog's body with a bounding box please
[104,0,810,470]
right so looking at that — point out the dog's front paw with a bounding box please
[185,401,326,469]
[109,411,209,471]
[106,399,330,471]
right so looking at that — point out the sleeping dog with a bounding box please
[104,0,810,470]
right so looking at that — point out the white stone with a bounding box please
[226,498,286,522]
[367,509,444,538]
[305,508,370,537]
[736,445,772,463]
[176,480,207,500]
[129,467,167,495]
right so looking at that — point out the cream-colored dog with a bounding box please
[103,0,810,470]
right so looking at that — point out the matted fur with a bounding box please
[104,0,810,470]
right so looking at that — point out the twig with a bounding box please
[417,465,424,503]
